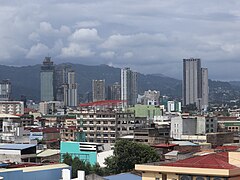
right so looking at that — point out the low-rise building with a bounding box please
[0,101,24,115]
[136,152,240,180]
[60,141,113,167]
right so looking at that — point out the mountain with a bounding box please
[0,63,239,103]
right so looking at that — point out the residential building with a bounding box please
[110,82,121,100]
[40,57,55,102]
[0,101,24,115]
[121,67,137,107]
[136,152,240,180]
[0,114,21,142]
[60,141,113,166]
[67,71,78,107]
[170,115,217,139]
[0,80,11,101]
[141,90,160,105]
[92,80,105,102]
[39,101,63,115]
[182,58,209,110]
[68,110,137,144]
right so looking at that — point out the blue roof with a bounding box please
[104,173,141,180]
[0,144,37,150]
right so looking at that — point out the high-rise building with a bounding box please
[67,71,78,107]
[121,67,137,106]
[110,82,121,100]
[182,58,208,110]
[92,80,105,102]
[201,68,209,111]
[40,57,55,102]
[0,80,11,101]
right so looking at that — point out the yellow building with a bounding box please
[135,152,240,180]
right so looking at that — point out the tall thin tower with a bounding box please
[183,58,208,110]
[121,67,137,107]
[67,71,78,107]
[40,57,54,102]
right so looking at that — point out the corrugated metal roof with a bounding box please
[37,149,60,157]
[104,173,141,180]
[0,143,37,150]
[171,141,198,146]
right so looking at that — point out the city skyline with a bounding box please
[0,1,240,81]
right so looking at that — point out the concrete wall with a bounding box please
[60,141,97,165]
[0,165,71,180]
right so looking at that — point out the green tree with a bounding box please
[105,139,160,174]
[62,153,72,166]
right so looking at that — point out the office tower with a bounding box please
[40,57,54,102]
[201,68,209,111]
[121,67,137,106]
[92,80,105,102]
[183,58,208,110]
[0,80,11,101]
[55,65,72,102]
[109,82,121,100]
[67,71,78,107]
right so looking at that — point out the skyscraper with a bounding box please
[92,80,105,102]
[121,67,137,106]
[40,57,54,102]
[67,71,78,107]
[183,58,208,110]
[201,68,209,111]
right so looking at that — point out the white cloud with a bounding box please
[100,51,115,59]
[26,43,49,59]
[61,43,95,58]
[70,28,100,42]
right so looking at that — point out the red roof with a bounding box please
[164,152,238,169]
[31,127,60,133]
[153,143,178,148]
[215,146,239,151]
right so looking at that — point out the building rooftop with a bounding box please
[163,152,238,169]
[152,143,178,148]
[0,114,20,118]
[37,149,60,158]
[171,141,198,146]
[0,144,36,150]
[104,173,141,180]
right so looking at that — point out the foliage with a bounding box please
[105,139,160,174]
[62,153,106,178]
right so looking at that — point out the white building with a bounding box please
[121,67,137,107]
[67,71,78,107]
[0,101,24,115]
[141,90,160,105]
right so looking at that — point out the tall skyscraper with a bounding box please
[201,68,209,111]
[111,82,121,100]
[67,71,78,107]
[92,80,105,102]
[121,67,137,106]
[40,57,54,102]
[183,58,208,110]
[0,80,11,101]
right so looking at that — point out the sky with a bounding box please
[1,0,240,80]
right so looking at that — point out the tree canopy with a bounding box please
[105,139,160,174]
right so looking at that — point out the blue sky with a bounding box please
[1,0,240,80]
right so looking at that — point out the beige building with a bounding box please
[136,151,240,180]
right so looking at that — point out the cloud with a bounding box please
[100,51,116,59]
[26,43,50,59]
[61,43,95,58]
[69,28,100,42]
[1,1,240,80]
